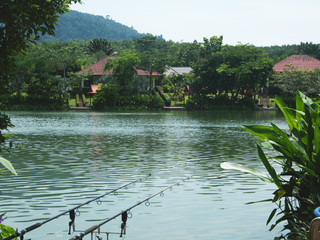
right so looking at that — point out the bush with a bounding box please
[92,84,164,110]
[222,91,320,239]
[162,93,171,106]
[186,94,214,109]
[92,84,122,109]
[237,96,256,108]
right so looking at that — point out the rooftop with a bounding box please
[164,67,193,76]
[273,55,320,72]
[78,56,162,76]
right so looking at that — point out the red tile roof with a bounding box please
[78,56,115,75]
[78,56,162,76]
[273,55,320,72]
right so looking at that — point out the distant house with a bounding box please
[273,55,320,72]
[163,67,193,76]
[78,56,163,93]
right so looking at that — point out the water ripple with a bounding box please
[1,110,286,240]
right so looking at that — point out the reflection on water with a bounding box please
[1,110,285,240]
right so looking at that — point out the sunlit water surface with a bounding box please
[1,110,286,240]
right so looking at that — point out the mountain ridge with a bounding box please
[39,10,158,42]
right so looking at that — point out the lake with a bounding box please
[1,110,286,240]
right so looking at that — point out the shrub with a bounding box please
[237,96,256,108]
[222,91,320,239]
[186,94,213,109]
[92,84,164,110]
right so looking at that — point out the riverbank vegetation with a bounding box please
[1,34,320,111]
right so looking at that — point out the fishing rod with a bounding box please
[3,174,151,240]
[69,176,191,240]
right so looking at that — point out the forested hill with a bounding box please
[39,10,148,42]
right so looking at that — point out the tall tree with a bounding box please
[104,51,141,90]
[87,38,115,60]
[298,42,320,59]
[273,67,320,98]
[192,36,224,94]
[169,41,200,67]
[216,44,272,99]
[134,35,168,88]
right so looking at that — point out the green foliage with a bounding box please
[0,113,13,149]
[237,96,256,108]
[134,35,168,75]
[0,112,18,176]
[0,0,81,91]
[161,74,188,101]
[221,91,320,239]
[297,42,320,59]
[92,84,120,109]
[273,68,320,99]
[0,157,17,176]
[186,95,214,110]
[162,93,172,106]
[186,94,254,109]
[169,41,200,67]
[104,51,141,89]
[4,41,88,109]
[0,223,17,240]
[87,38,114,58]
[39,10,146,42]
[93,84,163,110]
[192,36,226,95]
[260,42,320,60]
[193,37,272,101]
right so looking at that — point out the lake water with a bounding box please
[1,110,286,240]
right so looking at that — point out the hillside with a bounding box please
[39,10,146,42]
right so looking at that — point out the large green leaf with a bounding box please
[275,96,297,132]
[220,161,272,183]
[0,156,17,175]
[295,90,304,122]
[242,125,276,141]
[314,117,320,165]
[266,208,277,225]
[257,144,281,188]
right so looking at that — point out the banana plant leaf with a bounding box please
[220,161,273,183]
[0,156,17,175]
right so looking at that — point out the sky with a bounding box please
[70,0,320,47]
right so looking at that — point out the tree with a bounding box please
[9,52,35,98]
[216,44,272,99]
[193,38,272,99]
[298,42,320,59]
[192,36,224,94]
[104,51,141,90]
[47,45,83,103]
[0,0,82,91]
[169,41,200,67]
[134,35,168,88]
[87,38,115,60]
[273,67,320,100]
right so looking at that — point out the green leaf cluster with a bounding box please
[92,84,163,110]
[0,0,82,91]
[0,223,17,240]
[221,90,320,239]
[104,51,141,89]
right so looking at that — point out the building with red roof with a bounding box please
[78,56,163,93]
[273,55,320,72]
